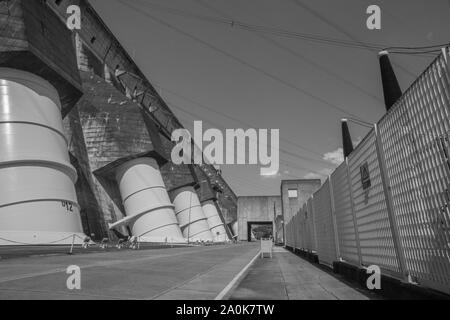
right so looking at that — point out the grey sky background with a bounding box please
[90,0,450,196]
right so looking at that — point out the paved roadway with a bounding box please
[0,243,259,300]
[0,244,376,300]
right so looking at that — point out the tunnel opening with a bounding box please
[247,222,273,242]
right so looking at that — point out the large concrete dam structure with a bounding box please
[0,0,236,245]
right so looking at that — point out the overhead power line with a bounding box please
[117,0,368,122]
[287,0,445,79]
[384,44,450,51]
[193,0,384,105]
[389,49,444,56]
[128,0,442,58]
[151,79,326,159]
[166,98,334,170]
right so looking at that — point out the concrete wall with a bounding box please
[0,0,237,243]
[237,196,282,241]
[63,107,107,240]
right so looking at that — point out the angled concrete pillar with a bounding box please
[202,199,228,242]
[78,71,184,243]
[0,1,85,245]
[379,51,403,111]
[160,139,213,242]
[64,107,106,241]
[171,186,214,242]
[114,158,183,242]
[193,166,229,242]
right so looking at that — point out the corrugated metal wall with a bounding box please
[378,49,450,291]
[306,198,317,252]
[300,205,308,250]
[331,162,359,264]
[348,131,400,275]
[312,180,337,266]
[284,48,450,295]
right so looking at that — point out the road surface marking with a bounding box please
[214,250,261,300]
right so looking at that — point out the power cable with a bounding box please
[117,0,368,122]
[384,44,450,51]
[288,0,428,79]
[167,99,334,169]
[195,0,385,105]
[151,79,327,159]
[389,49,443,56]
[169,100,333,177]
[127,0,440,58]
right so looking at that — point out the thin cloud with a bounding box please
[304,168,333,180]
[260,171,281,178]
[322,136,363,165]
[323,148,344,165]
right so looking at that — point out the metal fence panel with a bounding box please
[306,198,317,252]
[348,131,400,275]
[293,212,299,249]
[378,48,450,293]
[312,179,338,266]
[300,204,308,250]
[286,221,293,248]
[285,221,289,247]
[296,212,302,250]
[289,219,295,249]
[331,162,359,264]
[286,222,290,247]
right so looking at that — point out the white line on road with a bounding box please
[214,250,261,300]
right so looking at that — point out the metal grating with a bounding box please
[378,48,450,292]
[348,131,400,275]
[331,162,360,264]
[306,198,317,252]
[312,179,337,266]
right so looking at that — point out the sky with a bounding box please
[90,0,450,196]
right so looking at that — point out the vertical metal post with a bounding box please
[345,157,363,266]
[328,175,341,261]
[374,124,409,280]
[69,234,75,255]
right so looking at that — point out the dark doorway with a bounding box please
[247,222,273,242]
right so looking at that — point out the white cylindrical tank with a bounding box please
[202,200,228,242]
[231,221,238,239]
[172,186,214,242]
[115,157,185,243]
[0,68,85,245]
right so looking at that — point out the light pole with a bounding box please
[341,118,374,129]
